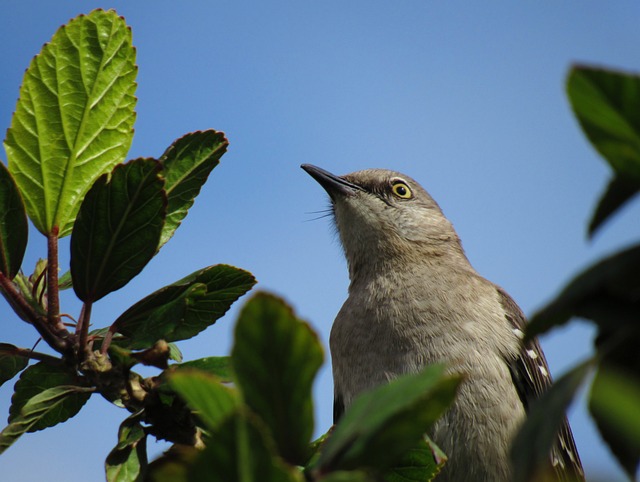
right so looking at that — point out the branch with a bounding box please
[0,345,64,366]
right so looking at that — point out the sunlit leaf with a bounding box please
[232,292,324,465]
[158,130,228,248]
[588,176,640,237]
[0,162,27,279]
[0,384,94,454]
[170,357,233,382]
[71,158,166,302]
[9,362,91,432]
[5,9,137,236]
[114,264,255,349]
[314,365,460,475]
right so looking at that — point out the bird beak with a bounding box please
[301,164,362,200]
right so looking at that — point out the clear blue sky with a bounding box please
[1,2,639,480]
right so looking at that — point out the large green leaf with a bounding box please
[9,362,91,431]
[0,384,94,454]
[0,344,29,388]
[588,176,640,237]
[106,413,148,482]
[589,367,640,478]
[168,371,238,431]
[71,158,166,302]
[113,264,255,349]
[4,9,137,237]
[528,243,640,339]
[158,130,228,249]
[511,360,593,482]
[314,365,460,475]
[169,356,233,383]
[232,292,324,465]
[0,162,27,279]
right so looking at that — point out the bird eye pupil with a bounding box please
[397,186,406,195]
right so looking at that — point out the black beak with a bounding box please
[301,164,362,200]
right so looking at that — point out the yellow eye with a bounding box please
[391,181,412,199]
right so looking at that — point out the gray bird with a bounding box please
[301,164,584,482]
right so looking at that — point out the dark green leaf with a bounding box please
[168,371,238,432]
[186,411,301,482]
[170,357,233,382]
[588,176,640,237]
[589,367,640,478]
[71,158,166,302]
[315,365,460,474]
[511,360,593,482]
[567,65,640,182]
[9,362,91,431]
[0,344,29,388]
[384,438,444,482]
[5,9,137,236]
[158,130,228,248]
[0,162,27,279]
[0,385,94,454]
[528,243,640,339]
[319,472,376,482]
[232,292,324,465]
[106,413,148,482]
[114,264,255,349]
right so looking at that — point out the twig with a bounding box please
[0,344,64,366]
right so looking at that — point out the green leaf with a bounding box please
[0,162,27,279]
[0,384,94,454]
[158,130,228,249]
[589,367,640,478]
[318,472,376,482]
[568,65,640,181]
[588,176,640,237]
[5,9,137,237]
[232,292,324,465]
[168,370,238,431]
[114,264,255,349]
[384,438,444,482]
[58,270,73,290]
[528,243,640,339]
[314,365,461,475]
[9,362,91,431]
[170,356,233,382]
[0,344,29,388]
[511,360,593,482]
[71,158,166,302]
[168,343,183,363]
[106,413,148,482]
[186,411,301,482]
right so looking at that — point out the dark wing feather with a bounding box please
[497,286,585,481]
[333,392,345,423]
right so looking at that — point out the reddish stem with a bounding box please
[47,228,61,327]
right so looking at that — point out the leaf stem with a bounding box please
[77,301,93,358]
[47,229,61,327]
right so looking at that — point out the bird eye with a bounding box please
[391,181,412,199]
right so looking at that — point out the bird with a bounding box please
[301,163,584,482]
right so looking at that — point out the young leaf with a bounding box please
[168,370,238,431]
[528,243,640,339]
[71,158,166,303]
[0,385,94,454]
[511,360,593,482]
[5,9,137,237]
[0,344,29,388]
[113,264,255,349]
[106,414,148,482]
[589,367,640,478]
[0,162,27,279]
[169,356,233,382]
[232,292,324,465]
[9,362,91,432]
[158,130,228,249]
[314,364,461,475]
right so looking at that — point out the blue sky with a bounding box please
[1,2,639,480]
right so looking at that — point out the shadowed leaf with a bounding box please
[106,414,148,482]
[114,265,255,349]
[511,360,593,482]
[588,176,640,237]
[170,357,233,382]
[0,344,29,388]
[5,9,137,236]
[232,292,324,465]
[314,365,460,475]
[0,163,27,279]
[384,438,444,482]
[9,362,91,432]
[71,159,166,302]
[158,130,228,248]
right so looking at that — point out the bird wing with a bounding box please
[497,286,585,481]
[333,392,345,423]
